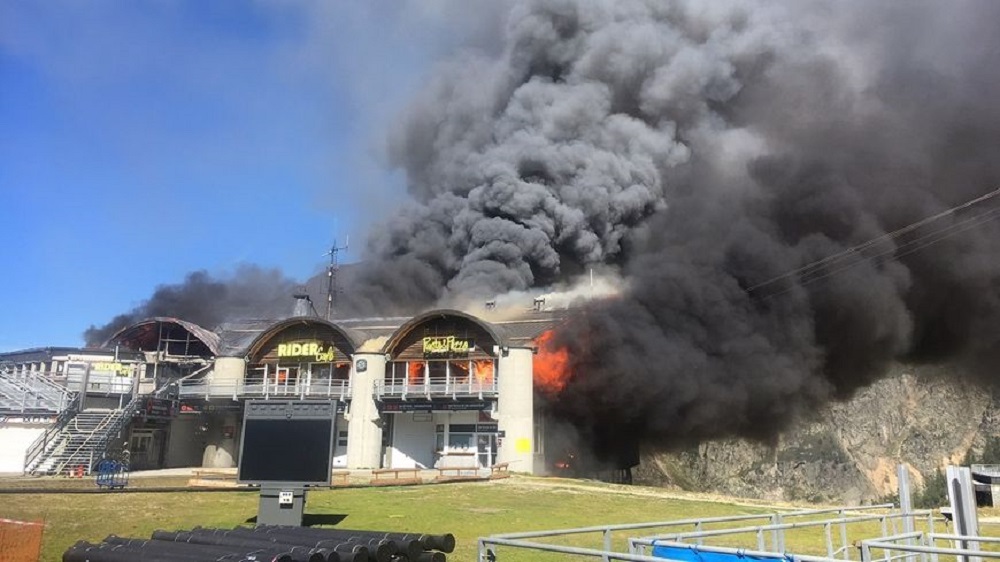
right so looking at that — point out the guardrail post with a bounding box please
[771,514,784,552]
[841,510,850,560]
[478,539,496,562]
[861,543,873,562]
[603,529,612,561]
[880,516,891,562]
[826,521,834,558]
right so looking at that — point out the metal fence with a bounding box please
[375,378,499,400]
[176,378,351,401]
[478,505,952,562]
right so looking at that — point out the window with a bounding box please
[448,423,477,452]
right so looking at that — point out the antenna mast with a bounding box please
[324,237,349,320]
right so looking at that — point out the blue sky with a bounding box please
[0,1,501,351]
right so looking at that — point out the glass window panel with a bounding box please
[448,433,474,451]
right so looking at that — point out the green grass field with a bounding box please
[1,475,994,562]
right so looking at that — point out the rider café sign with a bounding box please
[276,341,335,362]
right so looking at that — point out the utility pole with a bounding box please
[324,237,349,320]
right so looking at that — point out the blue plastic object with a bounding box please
[651,545,787,562]
[95,459,129,489]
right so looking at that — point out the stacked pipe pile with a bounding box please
[63,525,456,562]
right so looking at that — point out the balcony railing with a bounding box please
[176,378,351,401]
[0,371,74,415]
[374,376,499,400]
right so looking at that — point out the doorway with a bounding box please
[270,367,298,395]
[477,433,498,468]
[129,429,164,470]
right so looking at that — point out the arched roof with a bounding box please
[104,317,221,356]
[244,317,365,360]
[381,309,506,355]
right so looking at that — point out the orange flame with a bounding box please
[473,360,494,384]
[533,330,570,395]
[451,361,469,383]
[408,361,425,385]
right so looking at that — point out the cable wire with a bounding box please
[748,187,1000,301]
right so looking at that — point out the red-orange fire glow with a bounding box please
[473,360,494,384]
[533,330,570,395]
[408,361,425,384]
[451,361,470,383]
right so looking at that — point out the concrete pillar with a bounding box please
[346,353,384,469]
[496,347,534,474]
[202,412,239,468]
[201,358,244,468]
[213,357,246,384]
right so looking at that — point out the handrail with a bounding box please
[155,364,214,397]
[374,378,499,400]
[27,372,75,403]
[176,378,352,401]
[23,392,81,474]
[0,370,73,413]
[52,396,140,475]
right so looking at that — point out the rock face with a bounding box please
[636,364,1000,504]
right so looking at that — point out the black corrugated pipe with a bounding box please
[222,527,374,562]
[102,535,293,562]
[256,526,455,554]
[250,527,413,561]
[151,530,324,562]
[64,541,193,562]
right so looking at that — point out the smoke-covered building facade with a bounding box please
[0,297,593,476]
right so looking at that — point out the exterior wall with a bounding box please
[388,413,437,469]
[496,347,535,473]
[346,353,384,469]
[213,357,246,384]
[164,415,204,468]
[82,396,131,410]
[0,420,47,474]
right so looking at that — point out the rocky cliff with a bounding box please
[635,364,1000,504]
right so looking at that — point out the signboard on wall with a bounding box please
[381,400,493,413]
[143,398,177,421]
[181,400,347,415]
[92,362,135,376]
[276,341,335,362]
[422,336,475,356]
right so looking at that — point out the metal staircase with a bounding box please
[23,397,140,476]
[0,370,74,416]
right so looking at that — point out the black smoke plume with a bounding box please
[84,266,298,346]
[354,0,1000,448]
[83,0,1000,457]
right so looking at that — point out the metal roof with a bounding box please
[103,317,222,356]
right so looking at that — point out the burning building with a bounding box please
[3,296,626,476]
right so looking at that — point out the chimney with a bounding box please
[292,292,316,317]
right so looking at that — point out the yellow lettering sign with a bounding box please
[277,341,335,362]
[92,362,133,376]
[422,336,472,355]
